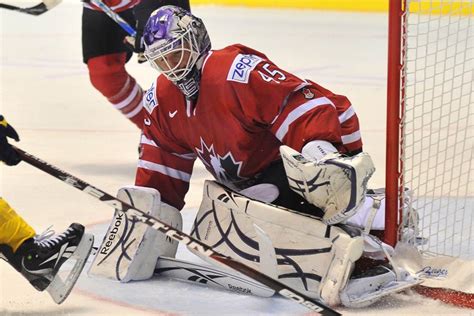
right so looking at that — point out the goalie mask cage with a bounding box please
[386,0,473,308]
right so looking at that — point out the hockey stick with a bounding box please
[0,0,61,16]
[13,145,341,316]
[89,0,136,37]
[155,256,275,297]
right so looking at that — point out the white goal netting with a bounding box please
[400,0,473,260]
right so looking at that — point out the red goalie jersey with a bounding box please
[136,44,362,210]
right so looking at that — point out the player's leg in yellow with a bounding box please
[0,198,94,303]
[0,197,36,251]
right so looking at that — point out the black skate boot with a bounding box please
[0,223,94,303]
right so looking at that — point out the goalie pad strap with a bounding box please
[301,140,338,161]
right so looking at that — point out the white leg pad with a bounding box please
[190,180,364,304]
[89,185,182,282]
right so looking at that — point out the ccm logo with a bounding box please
[227,54,262,83]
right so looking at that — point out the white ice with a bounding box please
[0,2,471,315]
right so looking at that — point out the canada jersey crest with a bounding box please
[195,138,245,184]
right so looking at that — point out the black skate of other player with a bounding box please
[0,223,94,304]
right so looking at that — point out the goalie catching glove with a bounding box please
[280,141,375,224]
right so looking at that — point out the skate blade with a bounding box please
[46,233,94,304]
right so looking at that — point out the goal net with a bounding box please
[386,0,473,307]
[402,0,473,258]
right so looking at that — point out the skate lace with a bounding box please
[34,226,74,248]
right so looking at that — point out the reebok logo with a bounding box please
[100,212,124,255]
[228,284,252,294]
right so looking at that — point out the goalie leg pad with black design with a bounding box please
[89,185,182,282]
[280,145,375,225]
[190,180,365,305]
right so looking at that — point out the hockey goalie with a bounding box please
[89,5,420,308]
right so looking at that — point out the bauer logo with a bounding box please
[227,54,263,83]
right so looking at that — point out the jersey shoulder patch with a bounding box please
[226,53,263,84]
[144,80,159,114]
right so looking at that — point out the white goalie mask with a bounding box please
[143,6,211,100]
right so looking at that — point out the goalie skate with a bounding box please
[46,232,94,304]
[340,265,422,308]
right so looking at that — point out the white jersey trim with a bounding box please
[186,99,192,117]
[140,135,197,160]
[293,82,311,92]
[201,51,213,73]
[137,159,191,182]
[338,106,356,124]
[275,97,335,141]
[113,82,139,110]
[140,134,158,147]
[341,130,361,144]
[125,101,143,118]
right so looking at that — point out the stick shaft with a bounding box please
[0,2,48,16]
[89,0,136,36]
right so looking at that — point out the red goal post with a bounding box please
[385,0,473,308]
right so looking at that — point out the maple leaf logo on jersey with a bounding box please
[196,138,244,184]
